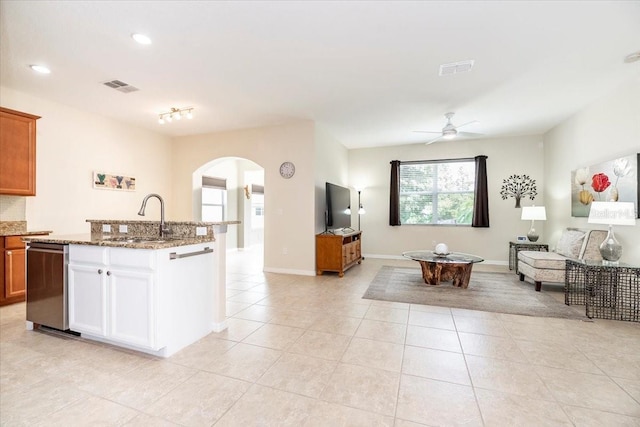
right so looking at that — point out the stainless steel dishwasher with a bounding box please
[26,242,69,330]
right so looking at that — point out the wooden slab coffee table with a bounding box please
[402,250,484,288]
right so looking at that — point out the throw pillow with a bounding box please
[555,230,586,258]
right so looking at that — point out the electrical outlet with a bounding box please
[102,224,111,233]
[119,224,128,233]
[196,226,207,236]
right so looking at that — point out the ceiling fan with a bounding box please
[414,112,483,145]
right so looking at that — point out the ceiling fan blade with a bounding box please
[453,120,479,130]
[457,131,484,138]
[425,135,444,145]
[413,130,442,134]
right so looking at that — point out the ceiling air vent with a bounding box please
[102,79,139,93]
[439,60,474,76]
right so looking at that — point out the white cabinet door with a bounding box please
[68,263,107,337]
[108,268,159,350]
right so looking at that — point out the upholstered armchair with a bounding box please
[517,228,607,291]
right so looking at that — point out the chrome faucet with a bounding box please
[137,193,169,237]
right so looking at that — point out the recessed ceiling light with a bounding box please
[132,33,152,45]
[30,65,51,74]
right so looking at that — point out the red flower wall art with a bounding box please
[591,172,611,197]
[571,153,639,217]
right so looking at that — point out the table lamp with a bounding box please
[521,206,546,242]
[587,201,636,264]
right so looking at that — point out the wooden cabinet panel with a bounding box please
[1,236,27,306]
[316,231,362,277]
[0,107,40,196]
[5,248,26,299]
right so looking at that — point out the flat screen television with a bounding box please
[325,182,352,232]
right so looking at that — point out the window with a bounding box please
[399,159,475,225]
[201,176,227,222]
[251,184,264,229]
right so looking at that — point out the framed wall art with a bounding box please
[93,171,136,191]
[571,153,639,218]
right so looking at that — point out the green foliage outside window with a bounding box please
[399,160,475,225]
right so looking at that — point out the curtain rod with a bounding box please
[394,156,479,165]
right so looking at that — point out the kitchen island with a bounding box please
[24,220,238,358]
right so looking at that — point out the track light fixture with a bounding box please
[158,107,194,124]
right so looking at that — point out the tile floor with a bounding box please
[1,248,639,426]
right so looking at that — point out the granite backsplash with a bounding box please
[87,220,217,239]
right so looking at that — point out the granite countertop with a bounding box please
[1,230,53,237]
[85,220,241,226]
[23,234,216,250]
[0,220,52,236]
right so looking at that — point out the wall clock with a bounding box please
[279,161,295,179]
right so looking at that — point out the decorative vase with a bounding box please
[608,186,619,202]
[599,224,622,264]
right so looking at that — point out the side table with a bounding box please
[565,259,640,323]
[509,241,549,274]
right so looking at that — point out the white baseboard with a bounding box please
[211,321,228,333]
[263,267,316,276]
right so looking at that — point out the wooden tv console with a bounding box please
[316,231,362,277]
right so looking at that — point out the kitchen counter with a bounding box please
[23,219,240,250]
[24,219,239,357]
[23,233,215,250]
[0,220,51,236]
[0,230,53,237]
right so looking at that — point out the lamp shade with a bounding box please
[521,206,546,221]
[587,202,636,226]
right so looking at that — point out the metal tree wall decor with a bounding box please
[500,174,537,208]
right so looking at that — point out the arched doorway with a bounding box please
[192,157,264,259]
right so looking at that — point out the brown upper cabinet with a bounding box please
[0,107,40,196]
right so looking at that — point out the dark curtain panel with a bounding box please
[472,155,490,227]
[389,160,401,226]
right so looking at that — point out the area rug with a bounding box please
[362,266,586,319]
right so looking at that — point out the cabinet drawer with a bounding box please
[5,236,25,249]
[110,248,155,270]
[70,245,108,265]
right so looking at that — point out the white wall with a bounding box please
[171,121,317,275]
[544,77,640,264]
[348,135,545,264]
[0,87,172,234]
[314,126,350,233]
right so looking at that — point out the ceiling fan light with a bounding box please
[442,129,457,139]
[186,110,193,119]
[158,115,165,125]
